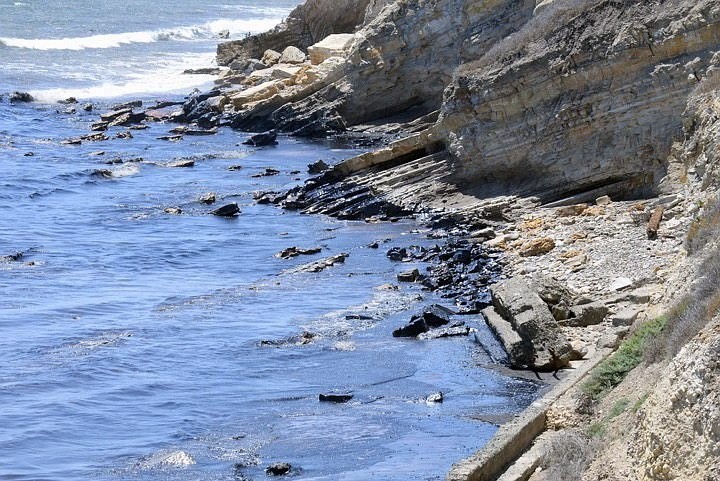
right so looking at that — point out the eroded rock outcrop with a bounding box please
[217,0,374,66]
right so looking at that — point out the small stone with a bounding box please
[519,237,555,257]
[242,130,277,147]
[425,392,444,403]
[308,159,329,174]
[266,463,292,476]
[610,277,633,291]
[279,46,307,64]
[199,192,216,204]
[595,195,612,206]
[611,307,640,327]
[164,207,182,215]
[397,269,421,282]
[211,203,240,217]
[167,159,194,168]
[319,393,353,403]
[261,49,282,66]
[556,204,588,217]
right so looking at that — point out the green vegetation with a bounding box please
[608,398,630,419]
[587,421,606,438]
[632,393,650,412]
[582,316,667,400]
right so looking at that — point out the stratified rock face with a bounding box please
[217,0,373,66]
[440,0,720,202]
[273,0,536,131]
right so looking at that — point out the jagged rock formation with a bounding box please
[217,0,374,66]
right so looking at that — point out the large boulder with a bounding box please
[308,33,356,65]
[487,277,577,370]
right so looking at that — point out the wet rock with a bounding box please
[115,131,133,139]
[308,159,329,174]
[211,203,241,217]
[167,159,195,168]
[425,392,444,403]
[23,152,34,157]
[90,121,109,131]
[397,269,421,282]
[393,305,452,337]
[9,91,34,103]
[295,253,348,273]
[319,393,353,403]
[1,251,24,262]
[164,207,182,215]
[199,192,216,204]
[91,169,113,178]
[61,138,82,145]
[228,165,243,171]
[183,67,222,75]
[367,242,379,249]
[112,100,142,110]
[157,135,183,141]
[83,103,93,112]
[276,246,322,259]
[386,247,407,261]
[251,167,280,177]
[185,127,218,136]
[266,463,292,476]
[418,323,470,340]
[393,318,430,337]
[260,331,317,347]
[242,130,278,146]
[57,97,77,104]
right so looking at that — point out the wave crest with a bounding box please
[0,17,281,51]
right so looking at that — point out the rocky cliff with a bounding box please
[204,2,720,478]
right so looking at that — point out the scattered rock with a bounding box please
[556,204,588,217]
[228,165,243,171]
[279,46,307,64]
[610,277,633,291]
[595,195,612,206]
[308,33,355,65]
[393,305,453,337]
[251,167,280,177]
[58,97,78,104]
[61,138,82,145]
[611,307,641,327]
[83,103,93,112]
[260,331,317,347]
[261,49,282,66]
[23,152,34,157]
[211,203,241,217]
[266,463,292,476]
[397,268,421,282]
[183,67,222,75]
[1,252,24,262]
[297,253,348,273]
[276,246,322,259]
[157,135,183,141]
[417,323,471,340]
[242,130,278,146]
[424,392,444,403]
[519,237,556,257]
[319,393,353,403]
[308,159,329,174]
[164,207,182,215]
[559,302,608,327]
[199,192,216,204]
[9,91,34,103]
[167,159,195,168]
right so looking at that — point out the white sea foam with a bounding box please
[31,53,217,102]
[0,17,281,51]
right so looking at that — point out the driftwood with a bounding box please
[647,206,665,240]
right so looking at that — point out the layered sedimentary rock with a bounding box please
[440,0,720,202]
[217,0,374,66]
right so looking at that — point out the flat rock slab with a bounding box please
[308,33,355,65]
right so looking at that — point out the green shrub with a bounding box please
[582,316,667,400]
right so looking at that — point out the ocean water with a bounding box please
[0,2,540,480]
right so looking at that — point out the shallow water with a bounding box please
[0,2,540,479]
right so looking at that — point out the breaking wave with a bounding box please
[0,17,281,51]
